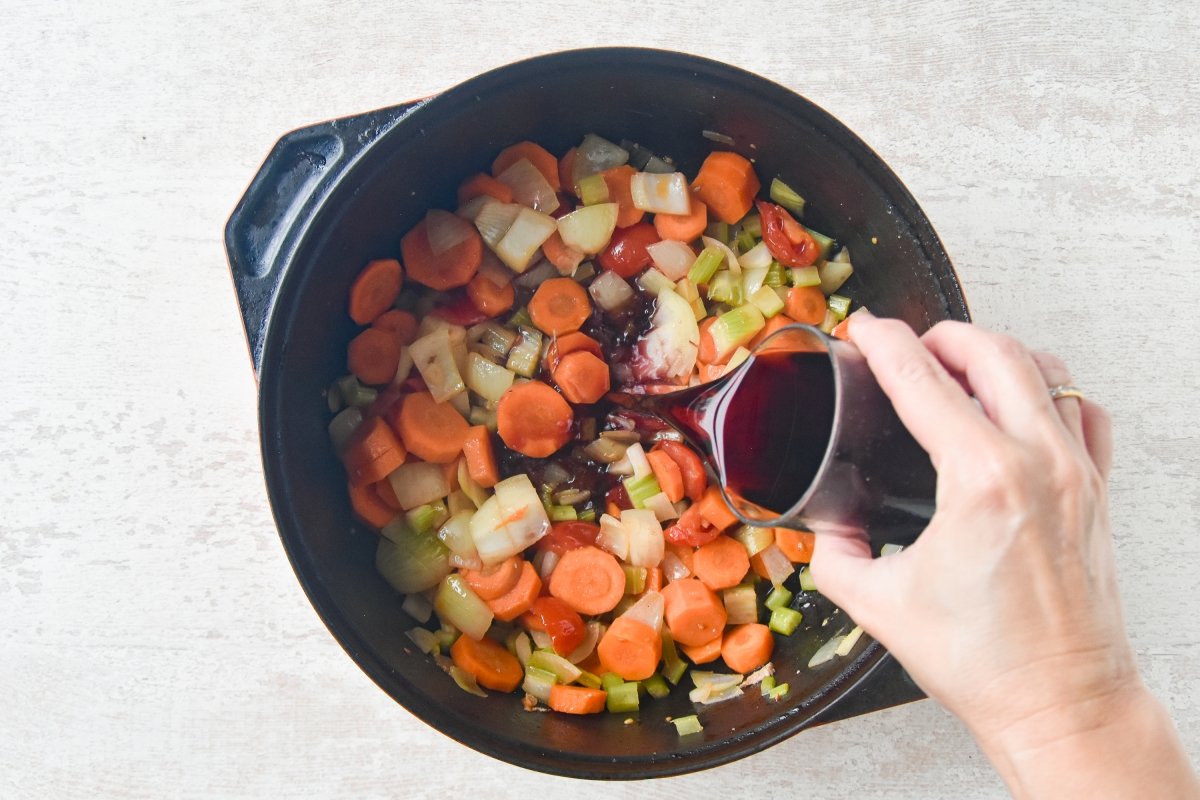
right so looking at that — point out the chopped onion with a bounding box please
[497,158,560,214]
[741,265,769,298]
[619,589,664,633]
[624,442,652,479]
[642,491,679,523]
[388,461,451,510]
[529,629,554,652]
[739,241,773,271]
[405,626,438,653]
[465,352,515,402]
[742,662,775,688]
[556,202,618,254]
[588,269,635,312]
[808,633,847,668]
[469,474,551,565]
[448,665,488,697]
[409,327,466,403]
[836,625,865,656]
[818,258,854,294]
[596,513,630,560]
[701,129,735,145]
[436,509,479,562]
[391,345,414,386]
[496,207,557,272]
[473,201,522,249]
[570,133,629,187]
[701,235,741,274]
[583,436,628,464]
[630,172,691,215]
[646,240,697,280]
[621,508,665,568]
[456,194,494,222]
[661,549,691,582]
[401,592,434,624]
[456,458,488,508]
[755,542,794,587]
[425,209,473,256]
[477,248,514,286]
[512,630,533,666]
[376,528,450,593]
[532,547,560,580]
[637,288,700,381]
[636,267,676,297]
[512,258,557,290]
[448,552,482,571]
[434,573,493,641]
[567,620,604,664]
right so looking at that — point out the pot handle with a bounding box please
[224,99,427,373]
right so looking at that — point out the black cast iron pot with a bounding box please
[225,48,969,779]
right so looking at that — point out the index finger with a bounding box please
[848,313,998,463]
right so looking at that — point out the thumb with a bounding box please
[808,531,889,632]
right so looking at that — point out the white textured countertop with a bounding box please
[3,1,1197,797]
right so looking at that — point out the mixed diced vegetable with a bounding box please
[328,133,865,727]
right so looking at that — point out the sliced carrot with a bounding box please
[696,316,730,366]
[450,632,524,692]
[496,381,573,458]
[348,258,404,325]
[392,391,470,464]
[601,165,644,228]
[653,197,707,242]
[596,616,662,681]
[661,577,728,647]
[528,277,591,336]
[372,309,419,347]
[553,350,610,405]
[690,151,761,225]
[541,230,585,275]
[374,479,403,512]
[721,623,774,674]
[693,534,751,591]
[548,684,607,715]
[545,331,603,374]
[652,441,707,502]
[645,566,663,594]
[558,147,577,196]
[348,481,396,529]
[347,327,402,386]
[547,545,626,616]
[646,449,685,504]
[695,485,739,532]
[784,285,827,325]
[831,317,851,341]
[748,314,793,351]
[680,634,723,665]
[775,528,816,563]
[492,141,561,192]
[461,425,500,488]
[466,273,515,317]
[341,415,406,486]
[462,555,523,601]
[457,172,514,205]
[400,217,483,291]
[485,560,543,622]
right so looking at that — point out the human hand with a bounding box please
[810,314,1198,797]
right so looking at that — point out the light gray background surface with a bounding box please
[2,1,1197,797]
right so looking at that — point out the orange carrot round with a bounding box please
[653,441,707,502]
[692,534,751,591]
[661,577,727,647]
[492,141,561,192]
[784,285,827,325]
[528,277,591,336]
[695,485,739,531]
[690,151,761,225]
[394,391,469,463]
[547,684,607,715]
[348,258,404,325]
[645,449,685,504]
[348,481,396,529]
[596,616,662,681]
[462,555,523,601]
[601,165,644,228]
[545,331,603,374]
[653,197,708,242]
[680,634,723,665]
[547,545,626,615]
[552,350,610,405]
[457,172,514,205]
[720,623,774,673]
[347,327,402,386]
[496,381,573,458]
[450,633,524,692]
[696,316,729,366]
[372,309,419,347]
[774,528,816,563]
[466,273,515,317]
[485,560,542,622]
[461,425,500,488]
[747,314,792,351]
[400,217,483,291]
[341,416,407,486]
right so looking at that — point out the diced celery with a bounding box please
[742,213,762,238]
[336,374,360,404]
[548,505,578,521]
[705,271,744,305]
[765,585,794,610]
[827,294,852,320]
[623,473,662,509]
[434,626,459,652]
[637,267,677,297]
[760,674,778,695]
[769,606,804,636]
[522,665,557,703]
[576,670,603,689]
[606,682,640,713]
[749,285,785,318]
[766,682,790,701]
[433,573,494,641]
[600,672,625,692]
[791,265,821,287]
[375,526,451,594]
[660,630,687,685]
[708,305,766,363]
[528,649,583,684]
[817,258,853,294]
[672,714,704,736]
[572,261,596,282]
[769,178,806,217]
[577,173,610,206]
[836,625,865,656]
[722,584,759,625]
[880,543,905,556]
[805,227,836,260]
[819,309,839,334]
[505,326,543,378]
[405,504,439,535]
[401,592,434,624]
[468,405,497,432]
[507,306,534,329]
[687,246,724,286]
[449,665,488,697]
[465,352,516,402]
[763,260,786,288]
[733,524,775,557]
[578,508,597,522]
[405,626,438,654]
[704,220,729,244]
[798,566,818,592]
[741,263,769,296]
[326,381,344,413]
[734,227,756,253]
[643,673,671,699]
[622,564,647,595]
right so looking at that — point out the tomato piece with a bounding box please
[431,291,489,326]
[536,521,600,554]
[664,504,721,547]
[596,222,660,278]
[756,200,820,268]
[525,596,587,656]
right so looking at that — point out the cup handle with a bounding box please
[224,98,428,375]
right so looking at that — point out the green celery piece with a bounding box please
[798,566,818,592]
[643,673,671,699]
[733,524,774,557]
[660,630,687,685]
[346,384,377,409]
[336,374,360,405]
[706,271,744,305]
[827,294,852,320]
[606,682,640,713]
[735,227,756,253]
[766,682,790,701]
[765,584,794,610]
[507,306,534,329]
[671,714,704,736]
[577,508,597,522]
[708,304,765,360]
[790,265,821,287]
[705,220,730,244]
[576,670,603,689]
[528,649,582,684]
[741,213,762,238]
[749,285,784,318]
[769,177,806,217]
[622,473,662,509]
[522,665,557,703]
[600,672,625,692]
[505,326,543,378]
[577,173,609,206]
[622,564,647,595]
[687,246,724,286]
[548,505,578,522]
[759,674,777,695]
[763,260,786,288]
[769,606,804,636]
[572,261,596,282]
[805,226,836,260]
[405,504,438,534]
